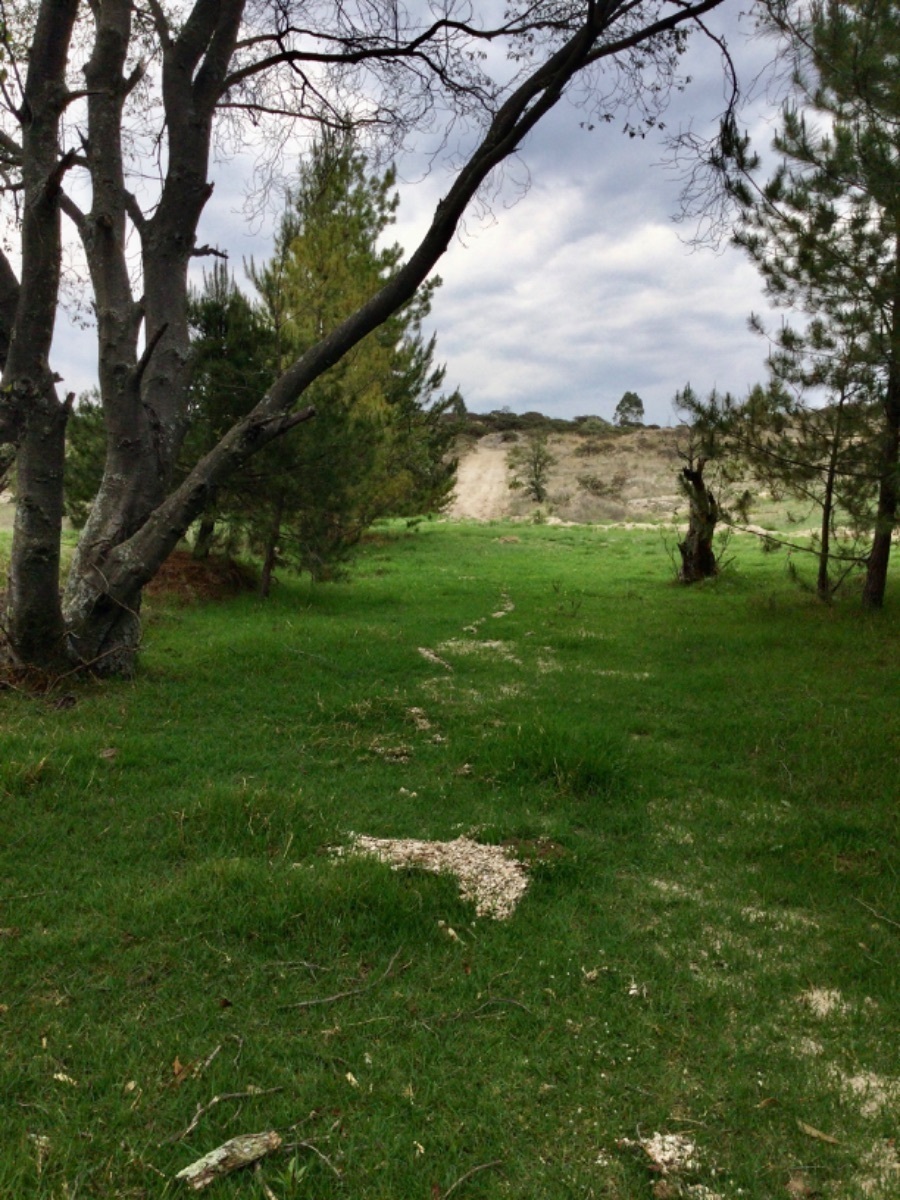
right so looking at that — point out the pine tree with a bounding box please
[183,264,276,558]
[719,0,900,606]
[188,134,458,589]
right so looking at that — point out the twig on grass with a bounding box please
[173,1087,283,1142]
[438,997,535,1024]
[281,1139,341,1179]
[254,1162,280,1199]
[854,897,900,930]
[486,955,524,990]
[265,958,331,974]
[443,1159,504,1199]
[197,1043,222,1076]
[283,948,407,1010]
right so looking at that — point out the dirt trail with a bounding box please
[447,440,510,520]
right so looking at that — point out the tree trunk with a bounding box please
[861,231,900,611]
[1,0,79,671]
[816,396,845,603]
[259,497,284,599]
[5,391,71,670]
[678,459,719,583]
[816,493,833,602]
[193,512,217,560]
[861,408,899,609]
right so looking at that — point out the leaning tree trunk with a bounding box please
[678,458,720,583]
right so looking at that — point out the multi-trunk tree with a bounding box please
[0,0,733,675]
[716,0,900,607]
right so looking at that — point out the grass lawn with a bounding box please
[1,521,898,1198]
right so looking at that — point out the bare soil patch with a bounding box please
[145,551,258,604]
[447,435,515,520]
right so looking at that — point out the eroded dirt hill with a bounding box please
[447,426,687,524]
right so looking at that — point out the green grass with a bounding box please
[1,521,898,1199]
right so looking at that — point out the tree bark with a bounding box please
[861,403,899,609]
[678,459,720,583]
[816,394,846,603]
[1,0,80,670]
[5,393,71,669]
[193,513,218,560]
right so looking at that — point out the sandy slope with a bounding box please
[446,428,688,525]
[447,438,512,520]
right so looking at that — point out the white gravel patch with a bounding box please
[335,834,530,919]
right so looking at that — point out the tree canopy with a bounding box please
[614,391,645,427]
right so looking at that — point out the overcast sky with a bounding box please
[54,6,781,429]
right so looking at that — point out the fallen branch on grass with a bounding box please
[175,1131,282,1190]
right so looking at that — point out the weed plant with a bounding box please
[0,522,897,1198]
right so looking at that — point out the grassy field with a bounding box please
[1,521,898,1198]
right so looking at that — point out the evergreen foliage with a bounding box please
[613,391,645,427]
[200,133,459,588]
[63,137,459,589]
[716,0,900,605]
[507,432,557,503]
[62,394,106,529]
